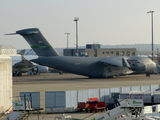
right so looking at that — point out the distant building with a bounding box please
[17,44,137,57]
[0,45,17,55]
[64,44,137,57]
[86,44,101,49]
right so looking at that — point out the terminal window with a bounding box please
[110,51,113,54]
[106,52,109,54]
[80,52,88,57]
[121,51,125,56]
[132,52,135,56]
[116,51,119,56]
[126,51,130,56]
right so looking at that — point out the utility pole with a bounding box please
[147,10,154,61]
[74,17,79,56]
[65,33,70,49]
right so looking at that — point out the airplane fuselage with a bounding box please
[31,56,156,78]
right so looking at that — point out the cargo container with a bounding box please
[152,92,160,104]
[152,104,160,112]
[111,92,120,99]
[141,106,152,114]
[131,92,143,99]
[143,92,152,104]
[119,92,131,100]
[120,91,152,104]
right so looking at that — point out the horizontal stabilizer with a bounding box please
[5,33,17,35]
[16,28,39,35]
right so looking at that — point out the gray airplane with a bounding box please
[8,28,156,78]
[12,55,49,76]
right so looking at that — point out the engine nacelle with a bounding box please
[32,65,49,73]
[130,63,146,71]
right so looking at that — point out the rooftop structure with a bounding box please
[0,45,17,55]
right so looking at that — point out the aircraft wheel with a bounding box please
[17,73,22,76]
[59,71,63,74]
[85,109,88,112]
[13,73,16,76]
[34,72,37,75]
[13,72,18,76]
[108,76,113,78]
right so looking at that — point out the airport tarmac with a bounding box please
[13,73,160,113]
[1,73,160,120]
[13,73,160,97]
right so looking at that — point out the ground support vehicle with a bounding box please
[78,101,106,113]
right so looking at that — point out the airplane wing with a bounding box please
[13,56,35,76]
[97,57,131,68]
[13,56,34,68]
[97,57,144,74]
[13,55,49,76]
[97,61,119,67]
[96,57,136,77]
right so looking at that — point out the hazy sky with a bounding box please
[1,0,160,49]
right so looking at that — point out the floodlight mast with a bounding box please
[65,33,70,49]
[147,10,154,61]
[74,17,79,56]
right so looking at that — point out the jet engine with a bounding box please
[32,65,49,74]
[13,67,31,76]
[130,63,146,71]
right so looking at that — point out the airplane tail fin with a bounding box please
[16,28,59,57]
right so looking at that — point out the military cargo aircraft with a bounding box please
[7,28,157,78]
[12,55,49,76]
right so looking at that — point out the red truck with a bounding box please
[77,98,106,112]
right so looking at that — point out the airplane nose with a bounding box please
[146,61,157,72]
[152,61,157,69]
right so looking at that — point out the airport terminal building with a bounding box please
[64,44,137,57]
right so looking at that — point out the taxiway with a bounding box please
[13,73,160,97]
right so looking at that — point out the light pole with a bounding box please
[74,17,79,56]
[65,33,70,49]
[147,10,154,61]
